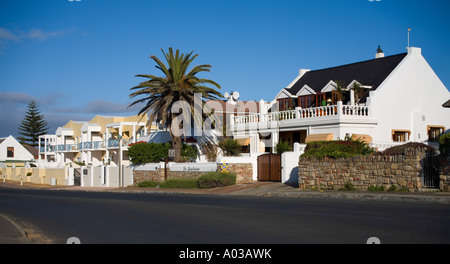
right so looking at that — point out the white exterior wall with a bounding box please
[0,135,34,161]
[369,47,450,143]
[281,143,305,183]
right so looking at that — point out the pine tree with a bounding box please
[17,100,49,147]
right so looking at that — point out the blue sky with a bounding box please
[1,0,450,137]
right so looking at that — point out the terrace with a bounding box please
[231,101,376,132]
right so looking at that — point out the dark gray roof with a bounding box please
[286,53,407,96]
[443,99,450,108]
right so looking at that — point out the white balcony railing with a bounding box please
[45,139,134,153]
[232,101,371,127]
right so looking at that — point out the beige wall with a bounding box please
[1,167,68,186]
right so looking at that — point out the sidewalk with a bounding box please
[229,182,450,204]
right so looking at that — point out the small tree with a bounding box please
[274,140,292,155]
[200,142,219,162]
[17,100,49,147]
[218,138,242,157]
[181,144,198,162]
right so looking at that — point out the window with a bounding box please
[7,147,14,158]
[298,95,315,108]
[277,98,291,111]
[392,130,411,142]
[427,126,445,142]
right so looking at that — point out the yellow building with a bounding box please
[38,114,148,167]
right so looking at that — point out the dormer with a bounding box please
[321,80,339,93]
[296,85,316,96]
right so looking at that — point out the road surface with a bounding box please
[1,186,449,244]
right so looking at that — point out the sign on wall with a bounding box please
[169,163,217,172]
[220,163,229,173]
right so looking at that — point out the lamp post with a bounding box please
[117,135,123,188]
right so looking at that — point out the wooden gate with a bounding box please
[257,154,281,182]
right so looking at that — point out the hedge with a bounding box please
[135,172,237,189]
[198,172,237,189]
[301,140,374,159]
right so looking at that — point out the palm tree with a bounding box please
[350,82,365,104]
[332,80,345,102]
[128,48,222,162]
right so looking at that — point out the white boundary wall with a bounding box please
[281,143,305,184]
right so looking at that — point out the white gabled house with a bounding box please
[0,135,35,165]
[231,46,450,153]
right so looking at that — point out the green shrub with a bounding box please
[135,172,237,189]
[198,172,237,189]
[387,185,397,192]
[160,178,199,188]
[340,181,356,191]
[274,140,292,155]
[181,144,198,162]
[368,185,385,192]
[439,133,450,156]
[301,139,375,159]
[128,142,199,165]
[128,142,171,165]
[137,180,158,187]
[382,142,436,156]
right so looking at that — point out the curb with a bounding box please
[259,191,450,204]
[2,181,450,204]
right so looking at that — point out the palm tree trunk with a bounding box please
[169,113,183,162]
[172,134,182,162]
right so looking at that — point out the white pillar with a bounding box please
[271,131,279,154]
[38,137,42,163]
[250,133,259,154]
[350,89,355,105]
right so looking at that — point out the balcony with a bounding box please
[45,139,135,153]
[39,145,56,153]
[231,101,376,132]
[107,138,132,148]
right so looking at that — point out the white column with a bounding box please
[38,137,42,163]
[337,101,343,116]
[118,124,123,137]
[271,131,279,154]
[250,133,259,154]
[350,89,355,105]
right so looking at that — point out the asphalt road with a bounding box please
[1,186,449,244]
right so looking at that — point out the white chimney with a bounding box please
[299,69,310,77]
[375,45,385,59]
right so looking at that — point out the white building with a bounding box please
[0,135,35,164]
[38,115,148,167]
[231,47,450,153]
